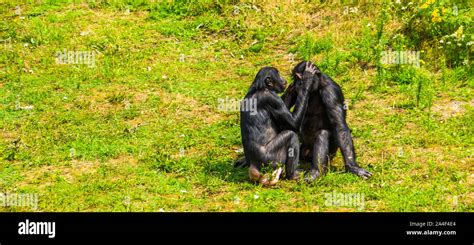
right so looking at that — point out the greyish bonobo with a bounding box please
[281,61,372,182]
[240,63,317,185]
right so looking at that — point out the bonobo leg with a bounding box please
[299,144,312,162]
[248,130,301,185]
[265,130,301,180]
[305,129,331,182]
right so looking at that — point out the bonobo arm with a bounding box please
[261,91,304,131]
[319,76,354,164]
[266,64,315,131]
[281,82,297,110]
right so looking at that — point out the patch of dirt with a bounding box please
[0,130,19,142]
[432,100,473,120]
[467,173,474,186]
[19,161,100,187]
[133,92,148,104]
[19,155,138,186]
[465,192,473,207]
[106,155,138,167]
[156,88,224,125]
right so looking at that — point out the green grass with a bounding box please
[0,1,472,212]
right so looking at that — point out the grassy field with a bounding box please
[0,0,472,212]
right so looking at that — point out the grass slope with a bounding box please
[0,1,472,211]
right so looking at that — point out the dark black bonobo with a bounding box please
[281,61,372,182]
[240,63,316,185]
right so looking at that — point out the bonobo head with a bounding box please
[252,67,287,93]
[292,61,322,90]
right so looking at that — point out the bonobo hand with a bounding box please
[302,62,317,89]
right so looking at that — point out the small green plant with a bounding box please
[374,3,391,87]
[3,138,21,161]
[392,66,433,109]
[291,33,333,61]
[247,29,268,53]
[318,51,349,77]
[107,93,127,105]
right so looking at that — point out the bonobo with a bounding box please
[240,63,316,185]
[282,61,372,181]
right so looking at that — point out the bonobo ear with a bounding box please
[253,67,275,90]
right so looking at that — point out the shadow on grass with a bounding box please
[202,155,347,186]
[202,156,250,184]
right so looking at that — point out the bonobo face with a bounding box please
[292,61,321,91]
[253,67,287,93]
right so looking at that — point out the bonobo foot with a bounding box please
[249,165,283,186]
[346,165,372,179]
[286,168,305,181]
[303,168,322,183]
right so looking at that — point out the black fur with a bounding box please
[282,61,372,181]
[240,66,315,184]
